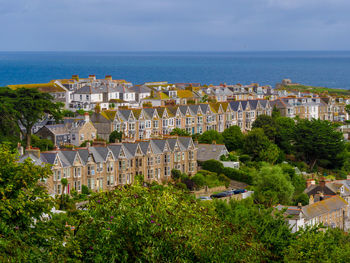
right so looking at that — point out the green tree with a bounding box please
[294,119,346,169]
[170,128,191,137]
[222,125,244,151]
[171,169,182,181]
[274,117,295,154]
[29,134,54,151]
[200,94,209,103]
[1,88,63,147]
[252,115,276,140]
[202,159,224,174]
[243,128,273,161]
[253,164,294,206]
[258,142,280,164]
[198,130,224,144]
[109,130,123,143]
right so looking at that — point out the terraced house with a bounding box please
[20,137,197,195]
[90,100,272,140]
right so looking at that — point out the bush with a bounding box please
[239,154,251,163]
[191,173,206,189]
[171,169,182,181]
[175,182,188,190]
[218,174,230,187]
[202,159,224,174]
[82,185,90,195]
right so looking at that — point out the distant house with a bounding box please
[196,143,229,162]
[35,113,97,146]
[276,195,349,233]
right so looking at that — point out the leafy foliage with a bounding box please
[222,125,244,151]
[109,130,123,143]
[170,128,191,137]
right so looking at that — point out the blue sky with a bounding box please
[1,0,350,51]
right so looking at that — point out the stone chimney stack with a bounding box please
[25,147,40,159]
[72,75,79,81]
[309,195,314,205]
[105,75,112,81]
[319,179,326,188]
[84,112,90,122]
[89,75,96,80]
[306,179,316,188]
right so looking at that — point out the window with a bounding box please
[107,162,114,172]
[80,95,82,101]
[182,152,185,161]
[88,178,95,189]
[197,116,203,124]
[189,151,194,160]
[189,162,195,172]
[176,118,181,127]
[80,134,84,141]
[88,165,95,175]
[153,120,159,128]
[57,184,61,195]
[119,160,126,170]
[74,167,81,178]
[147,157,153,166]
[107,175,114,186]
[164,166,170,177]
[156,155,161,164]
[74,181,81,191]
[86,95,89,100]
[146,121,151,128]
[129,123,135,130]
[147,169,153,179]
[162,119,168,127]
[97,163,103,173]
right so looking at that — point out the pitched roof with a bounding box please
[177,90,194,98]
[196,144,228,162]
[302,196,347,219]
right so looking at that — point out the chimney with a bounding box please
[25,147,40,159]
[92,140,107,147]
[84,112,90,122]
[212,140,216,145]
[72,75,79,81]
[89,75,96,80]
[306,179,315,188]
[319,178,326,188]
[298,203,302,209]
[105,75,112,81]
[17,143,24,156]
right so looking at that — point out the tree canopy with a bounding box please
[0,87,63,147]
[294,119,346,169]
[222,125,244,151]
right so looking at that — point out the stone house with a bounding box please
[19,137,198,195]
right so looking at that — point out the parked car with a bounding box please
[233,189,247,195]
[210,191,232,199]
[198,196,212,201]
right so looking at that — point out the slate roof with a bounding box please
[196,144,228,162]
[302,196,347,220]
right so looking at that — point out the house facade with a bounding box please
[20,137,198,195]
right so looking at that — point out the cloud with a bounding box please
[0,0,350,51]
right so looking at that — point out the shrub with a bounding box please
[202,159,224,174]
[82,185,90,195]
[191,173,206,189]
[239,154,251,163]
[171,169,182,181]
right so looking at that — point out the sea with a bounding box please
[1,51,350,89]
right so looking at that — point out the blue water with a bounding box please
[1,51,350,89]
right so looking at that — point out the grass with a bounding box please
[279,84,350,96]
